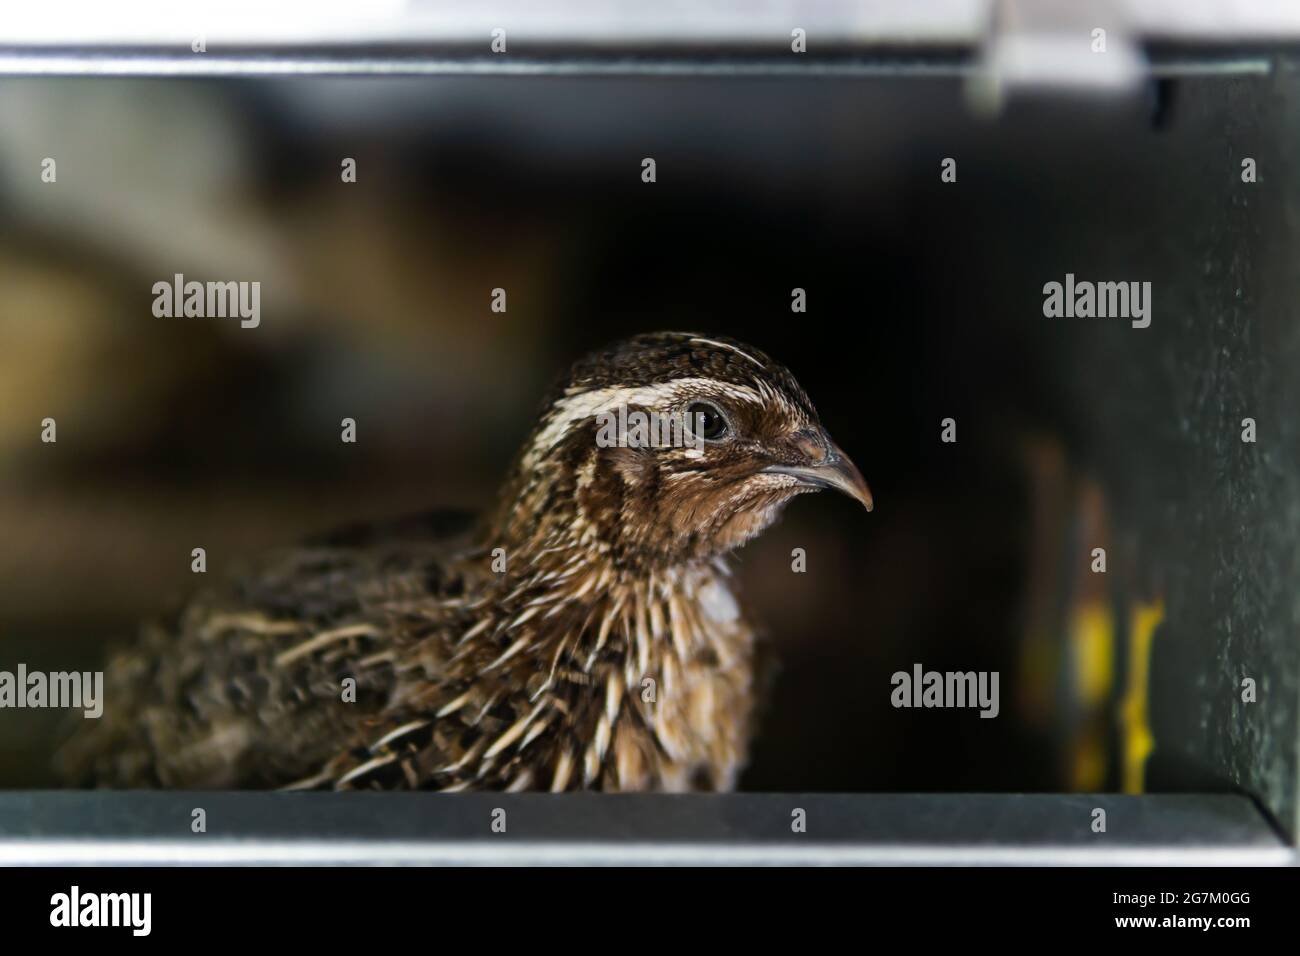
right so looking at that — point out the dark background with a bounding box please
[0,69,1296,835]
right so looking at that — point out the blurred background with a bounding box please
[0,7,1297,840]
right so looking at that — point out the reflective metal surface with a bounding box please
[0,793,1291,865]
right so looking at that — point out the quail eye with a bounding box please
[687,402,730,441]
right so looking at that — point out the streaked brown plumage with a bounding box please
[58,332,871,791]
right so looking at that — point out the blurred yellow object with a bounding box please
[1071,600,1115,706]
[1067,599,1115,790]
[1121,599,1163,793]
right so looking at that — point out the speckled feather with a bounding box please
[58,332,854,791]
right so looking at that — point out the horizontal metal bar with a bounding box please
[7,840,1295,866]
[0,48,1279,79]
[0,793,1291,866]
[0,49,978,78]
[0,2,1295,79]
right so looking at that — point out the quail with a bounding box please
[58,332,872,791]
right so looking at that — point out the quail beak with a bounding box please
[763,443,874,512]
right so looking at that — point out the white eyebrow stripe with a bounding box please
[689,337,766,370]
[526,377,763,466]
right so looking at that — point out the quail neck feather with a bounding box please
[59,332,872,792]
